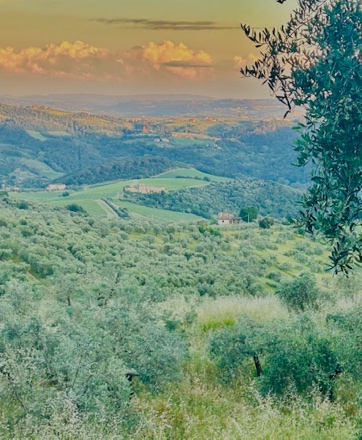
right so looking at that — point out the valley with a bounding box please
[1,96,361,439]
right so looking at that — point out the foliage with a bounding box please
[66,203,87,213]
[58,156,182,186]
[259,216,274,229]
[209,317,266,380]
[276,272,320,312]
[260,317,342,398]
[239,206,259,222]
[123,178,301,219]
[209,314,358,400]
[0,105,309,189]
[1,199,362,437]
[240,0,362,272]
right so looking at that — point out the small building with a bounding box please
[217,212,241,225]
[126,184,166,194]
[47,183,66,191]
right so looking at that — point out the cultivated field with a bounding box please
[9,168,219,221]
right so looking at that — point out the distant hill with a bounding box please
[0,101,310,190]
[0,94,286,117]
[0,102,130,133]
[57,157,184,186]
[122,177,302,219]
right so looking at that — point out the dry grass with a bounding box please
[131,381,358,440]
[197,295,289,330]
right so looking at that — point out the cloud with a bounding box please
[0,40,215,82]
[232,54,259,68]
[92,18,236,31]
[162,61,214,68]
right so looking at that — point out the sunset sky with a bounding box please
[0,0,298,98]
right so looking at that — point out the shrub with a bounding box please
[259,217,274,229]
[260,317,341,397]
[66,204,86,213]
[276,272,320,312]
[209,316,266,381]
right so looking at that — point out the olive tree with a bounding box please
[240,0,362,273]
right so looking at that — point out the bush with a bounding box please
[276,272,320,312]
[66,203,86,213]
[259,217,274,229]
[260,317,340,397]
[17,201,29,210]
[209,317,266,381]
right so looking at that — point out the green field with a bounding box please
[20,158,64,179]
[116,200,202,222]
[46,131,72,137]
[26,130,47,141]
[10,173,212,220]
[71,177,208,200]
[155,168,231,182]
[45,198,108,216]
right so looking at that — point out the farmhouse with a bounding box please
[217,212,241,225]
[126,184,167,194]
[47,184,66,191]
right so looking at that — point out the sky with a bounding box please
[0,0,298,98]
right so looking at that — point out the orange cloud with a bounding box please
[232,53,259,69]
[0,40,215,82]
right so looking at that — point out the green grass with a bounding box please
[9,174,209,219]
[115,200,203,222]
[71,177,208,200]
[20,159,64,179]
[46,199,108,216]
[171,137,206,147]
[155,168,232,182]
[9,170,229,219]
[26,130,47,141]
[138,177,209,190]
[10,191,64,201]
[10,191,108,216]
[42,171,65,179]
[46,131,72,137]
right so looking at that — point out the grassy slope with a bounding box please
[20,158,64,179]
[116,200,202,222]
[9,171,212,221]
[155,168,231,182]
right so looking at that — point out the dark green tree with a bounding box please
[240,0,362,273]
[260,317,341,399]
[239,206,259,222]
[258,216,274,229]
[276,271,320,312]
[209,317,267,380]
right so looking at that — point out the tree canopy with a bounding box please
[240,0,362,273]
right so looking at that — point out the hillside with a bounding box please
[0,101,311,189]
[122,177,302,219]
[1,197,362,439]
[9,170,220,220]
[0,94,296,117]
[9,170,299,221]
[56,157,185,186]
